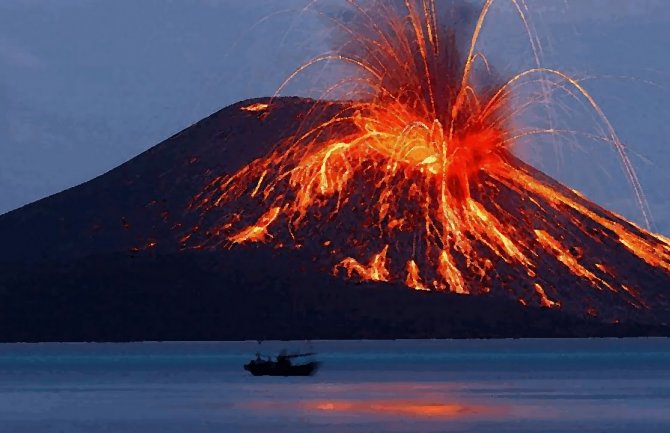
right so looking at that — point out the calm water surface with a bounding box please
[0,339,669,432]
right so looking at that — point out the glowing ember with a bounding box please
[186,0,670,319]
[240,102,269,112]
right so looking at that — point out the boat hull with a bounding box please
[244,361,320,376]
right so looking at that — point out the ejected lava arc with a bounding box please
[186,0,670,319]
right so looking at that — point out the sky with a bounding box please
[1,0,670,233]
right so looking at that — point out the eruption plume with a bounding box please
[186,0,670,321]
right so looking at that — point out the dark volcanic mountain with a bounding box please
[0,97,668,342]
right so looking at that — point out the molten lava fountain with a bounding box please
[187,0,670,322]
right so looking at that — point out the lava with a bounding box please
[187,0,670,318]
[240,102,269,112]
[336,245,390,282]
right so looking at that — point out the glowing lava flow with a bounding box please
[188,0,670,316]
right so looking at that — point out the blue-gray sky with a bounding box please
[1,0,670,233]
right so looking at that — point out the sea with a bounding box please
[0,339,668,433]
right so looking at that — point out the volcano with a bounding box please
[0,97,668,342]
[2,0,670,341]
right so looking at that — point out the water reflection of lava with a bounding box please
[306,399,501,418]
[247,396,505,419]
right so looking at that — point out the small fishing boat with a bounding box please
[244,351,320,376]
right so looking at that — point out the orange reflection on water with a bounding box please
[244,382,507,420]
[303,398,502,419]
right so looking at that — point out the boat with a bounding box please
[244,351,321,376]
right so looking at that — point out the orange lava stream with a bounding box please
[229,206,281,244]
[533,229,610,291]
[406,259,429,291]
[533,282,559,309]
[510,170,670,275]
[336,245,390,282]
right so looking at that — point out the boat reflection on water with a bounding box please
[244,350,321,376]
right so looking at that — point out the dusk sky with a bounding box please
[2,0,670,233]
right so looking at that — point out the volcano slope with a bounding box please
[0,97,668,342]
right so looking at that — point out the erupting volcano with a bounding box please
[1,0,669,341]
[181,0,670,323]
